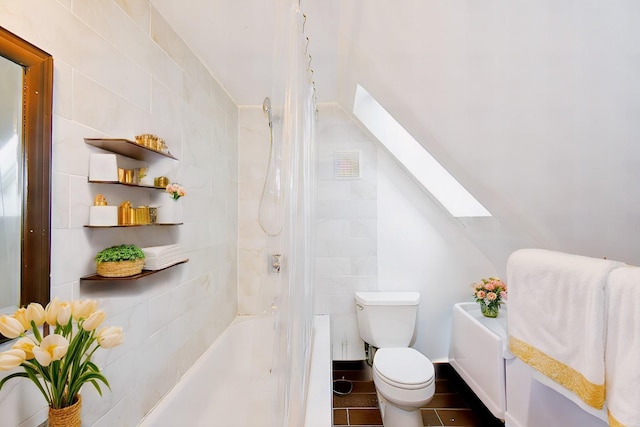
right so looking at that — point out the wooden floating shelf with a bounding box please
[84,223,183,228]
[80,259,189,282]
[84,138,178,161]
[88,179,167,190]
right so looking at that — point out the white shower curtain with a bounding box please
[270,0,317,425]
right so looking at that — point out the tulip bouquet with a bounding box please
[0,298,123,409]
[165,183,186,200]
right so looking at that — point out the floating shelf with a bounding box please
[84,138,178,161]
[84,223,183,228]
[80,259,189,282]
[88,179,167,190]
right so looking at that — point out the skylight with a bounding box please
[352,84,491,218]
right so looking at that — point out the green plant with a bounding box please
[95,244,145,263]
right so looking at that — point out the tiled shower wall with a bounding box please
[315,104,378,360]
[0,1,238,426]
[238,103,378,357]
[237,106,281,315]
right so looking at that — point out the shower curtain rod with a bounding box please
[300,12,318,116]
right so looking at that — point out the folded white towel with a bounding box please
[141,244,182,258]
[144,258,186,270]
[507,248,624,410]
[605,266,640,427]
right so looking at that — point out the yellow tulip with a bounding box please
[33,334,69,367]
[0,315,25,339]
[71,299,98,320]
[44,297,61,326]
[45,298,73,326]
[25,303,45,327]
[12,337,36,360]
[97,326,124,349]
[82,310,105,331]
[56,302,72,326]
[0,349,26,371]
[13,308,30,330]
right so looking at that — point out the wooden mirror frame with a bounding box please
[0,26,52,343]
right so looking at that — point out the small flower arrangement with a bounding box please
[166,183,186,200]
[472,277,507,317]
[0,298,123,409]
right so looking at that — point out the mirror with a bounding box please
[0,26,53,343]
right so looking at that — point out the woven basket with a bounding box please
[48,395,81,427]
[96,258,144,277]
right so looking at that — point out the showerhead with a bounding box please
[263,97,272,128]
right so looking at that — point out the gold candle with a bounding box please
[118,201,131,225]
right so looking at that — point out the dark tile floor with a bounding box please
[332,360,504,427]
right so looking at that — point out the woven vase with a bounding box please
[96,258,144,277]
[48,395,81,427]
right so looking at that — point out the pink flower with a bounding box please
[166,183,186,200]
[486,292,497,301]
[484,282,496,291]
[491,279,506,288]
[500,291,507,300]
[476,290,486,299]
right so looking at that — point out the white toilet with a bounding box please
[355,291,435,427]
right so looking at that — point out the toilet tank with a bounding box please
[354,292,420,348]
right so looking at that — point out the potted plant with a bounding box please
[157,183,186,224]
[95,244,145,277]
[472,277,508,318]
[0,299,124,427]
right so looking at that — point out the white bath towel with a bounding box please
[605,266,640,427]
[507,248,624,410]
[141,244,185,270]
[141,244,182,259]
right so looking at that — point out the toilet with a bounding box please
[355,291,435,427]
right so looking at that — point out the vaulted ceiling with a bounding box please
[151,0,640,267]
[150,0,339,105]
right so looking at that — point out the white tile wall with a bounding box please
[237,106,281,315]
[237,103,379,320]
[0,1,238,426]
[314,104,378,315]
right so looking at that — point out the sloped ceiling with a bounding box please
[150,0,339,104]
[153,0,640,266]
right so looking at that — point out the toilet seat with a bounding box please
[373,347,434,390]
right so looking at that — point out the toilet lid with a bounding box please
[374,348,434,389]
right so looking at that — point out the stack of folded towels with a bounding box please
[141,244,184,270]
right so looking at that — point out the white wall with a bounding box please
[313,104,377,360]
[238,103,379,359]
[237,106,281,315]
[310,103,494,362]
[337,0,640,268]
[377,151,496,361]
[0,1,238,426]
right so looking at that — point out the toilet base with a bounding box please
[378,393,424,427]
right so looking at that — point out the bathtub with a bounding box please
[138,314,331,427]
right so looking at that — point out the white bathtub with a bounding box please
[138,314,331,427]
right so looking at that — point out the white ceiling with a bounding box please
[149,0,640,267]
[150,0,340,105]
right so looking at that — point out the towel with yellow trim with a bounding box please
[606,266,640,427]
[506,249,624,410]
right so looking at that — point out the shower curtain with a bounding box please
[269,0,317,426]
